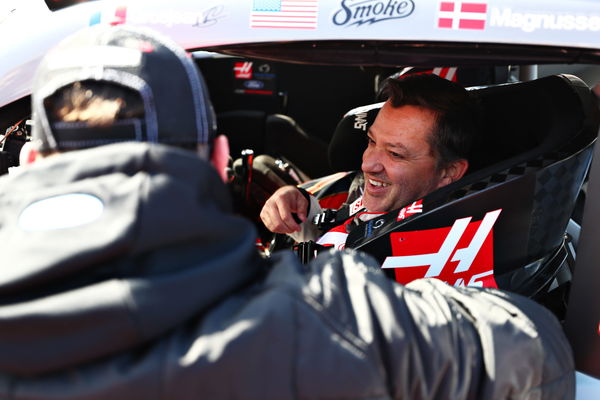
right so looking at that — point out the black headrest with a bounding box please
[328,103,381,172]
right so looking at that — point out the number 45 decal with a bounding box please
[382,209,502,288]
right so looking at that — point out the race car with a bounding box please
[0,0,599,397]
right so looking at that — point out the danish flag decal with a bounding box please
[382,209,501,288]
[438,1,487,30]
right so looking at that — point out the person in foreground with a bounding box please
[0,25,575,399]
[261,74,478,246]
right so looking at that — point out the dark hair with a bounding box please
[44,81,145,126]
[380,74,480,170]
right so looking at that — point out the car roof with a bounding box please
[2,0,600,107]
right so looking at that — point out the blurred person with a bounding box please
[0,25,575,400]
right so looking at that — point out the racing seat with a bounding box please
[327,74,599,318]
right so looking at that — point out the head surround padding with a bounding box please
[328,102,382,172]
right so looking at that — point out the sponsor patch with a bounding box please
[397,200,423,221]
[489,8,600,33]
[332,0,415,27]
[349,197,364,215]
[353,112,368,131]
[233,61,276,95]
[244,80,265,90]
[234,61,253,79]
[383,209,501,288]
[19,193,104,232]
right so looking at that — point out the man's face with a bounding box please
[361,101,446,212]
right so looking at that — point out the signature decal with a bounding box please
[126,5,225,28]
[193,5,226,28]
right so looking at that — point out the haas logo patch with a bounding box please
[383,209,501,288]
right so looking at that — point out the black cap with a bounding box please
[31,25,216,156]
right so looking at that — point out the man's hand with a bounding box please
[260,185,308,234]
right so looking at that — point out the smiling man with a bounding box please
[260,74,478,246]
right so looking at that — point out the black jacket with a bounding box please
[0,143,574,399]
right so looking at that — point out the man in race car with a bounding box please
[260,74,479,248]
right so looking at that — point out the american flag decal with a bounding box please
[251,0,318,29]
[438,1,487,30]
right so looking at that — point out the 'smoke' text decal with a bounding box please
[333,0,415,27]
